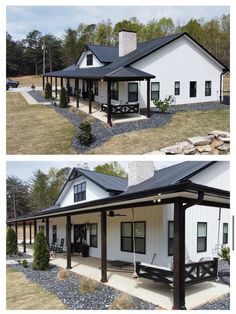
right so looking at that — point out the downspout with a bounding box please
[217,208,222,254]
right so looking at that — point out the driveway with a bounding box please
[7,86,43,92]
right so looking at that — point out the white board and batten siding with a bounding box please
[132,35,223,107]
[77,51,104,68]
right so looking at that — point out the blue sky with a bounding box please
[6,6,230,40]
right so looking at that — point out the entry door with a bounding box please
[74,224,87,245]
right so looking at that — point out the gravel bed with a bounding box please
[195,294,230,310]
[28,90,50,103]
[27,91,229,153]
[6,253,32,261]
[7,263,157,310]
[218,260,230,285]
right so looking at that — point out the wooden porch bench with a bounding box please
[101,102,139,114]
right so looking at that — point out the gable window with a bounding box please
[74,182,86,202]
[223,223,228,244]
[174,81,180,95]
[190,81,197,97]
[111,82,119,100]
[121,221,145,254]
[86,54,93,66]
[94,81,98,96]
[128,83,138,102]
[90,223,98,247]
[168,221,174,256]
[52,225,57,243]
[197,222,207,252]
[205,81,212,96]
[151,82,160,100]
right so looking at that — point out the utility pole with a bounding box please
[12,187,16,218]
[43,38,46,75]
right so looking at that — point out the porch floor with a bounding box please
[20,246,229,310]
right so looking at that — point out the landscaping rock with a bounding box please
[196,144,212,153]
[218,136,230,143]
[183,147,198,155]
[145,150,166,155]
[208,130,230,138]
[188,135,213,146]
[160,144,183,154]
[218,143,230,151]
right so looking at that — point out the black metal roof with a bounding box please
[87,44,118,63]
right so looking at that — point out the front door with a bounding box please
[74,224,87,245]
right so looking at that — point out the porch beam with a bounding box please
[15,222,18,246]
[66,215,72,269]
[29,222,32,244]
[23,221,26,253]
[88,80,92,114]
[45,218,49,245]
[34,219,37,240]
[173,200,186,310]
[146,78,151,118]
[101,210,108,283]
[55,77,58,98]
[107,81,112,126]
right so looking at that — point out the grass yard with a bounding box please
[11,75,43,87]
[89,108,230,154]
[6,268,66,310]
[7,92,76,154]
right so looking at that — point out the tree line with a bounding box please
[6,162,127,219]
[6,15,229,77]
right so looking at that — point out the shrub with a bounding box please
[153,97,169,113]
[77,120,93,146]
[31,84,35,90]
[22,259,28,268]
[32,230,50,270]
[79,277,97,294]
[218,246,230,264]
[59,86,68,108]
[17,251,23,256]
[109,293,134,310]
[57,269,69,281]
[44,82,52,99]
[6,228,18,256]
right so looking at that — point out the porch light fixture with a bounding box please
[42,219,45,223]
[101,79,103,82]
[153,193,162,203]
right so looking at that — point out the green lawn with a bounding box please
[7,92,76,154]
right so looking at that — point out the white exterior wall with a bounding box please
[77,51,104,68]
[131,36,223,107]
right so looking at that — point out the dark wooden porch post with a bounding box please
[15,222,18,246]
[23,221,26,253]
[88,80,92,114]
[107,81,112,126]
[43,76,45,90]
[76,78,79,107]
[45,218,49,245]
[146,78,151,118]
[173,200,186,310]
[60,77,63,90]
[101,210,108,283]
[34,219,37,240]
[50,76,52,87]
[55,77,58,98]
[46,76,49,83]
[66,215,72,269]
[29,222,32,244]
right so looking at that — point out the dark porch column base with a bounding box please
[66,215,72,269]
[101,210,108,283]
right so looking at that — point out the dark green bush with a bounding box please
[44,82,52,99]
[218,246,230,264]
[32,230,50,270]
[22,259,28,268]
[6,228,18,256]
[59,86,68,108]
[153,97,169,113]
[77,120,93,146]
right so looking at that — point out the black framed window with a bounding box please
[94,81,98,96]
[168,221,174,256]
[86,54,93,66]
[223,223,228,244]
[74,182,86,202]
[90,223,98,247]
[190,81,197,97]
[52,225,57,243]
[205,81,212,96]
[174,81,180,95]
[121,221,145,254]
[128,83,138,102]
[151,82,160,100]
[197,222,207,252]
[111,82,119,100]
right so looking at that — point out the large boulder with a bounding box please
[208,130,230,138]
[188,135,213,146]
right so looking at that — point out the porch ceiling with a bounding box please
[7,181,230,224]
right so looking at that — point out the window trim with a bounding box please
[223,223,228,244]
[174,81,180,96]
[86,54,93,66]
[111,82,119,101]
[205,81,212,96]
[120,221,146,254]
[190,81,197,98]
[151,82,160,100]
[168,221,174,256]
[197,222,207,252]
[89,223,98,248]
[128,82,138,102]
[74,182,86,203]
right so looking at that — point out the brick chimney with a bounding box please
[128,161,154,187]
[119,30,137,57]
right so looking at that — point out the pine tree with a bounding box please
[32,230,50,270]
[6,228,18,255]
[59,86,68,108]
[44,82,52,99]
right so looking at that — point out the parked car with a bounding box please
[6,78,19,89]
